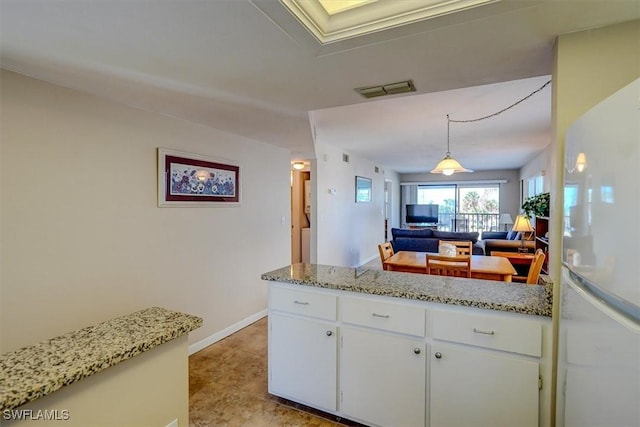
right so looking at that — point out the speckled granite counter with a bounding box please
[0,307,202,411]
[262,263,552,317]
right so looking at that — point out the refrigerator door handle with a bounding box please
[564,266,640,332]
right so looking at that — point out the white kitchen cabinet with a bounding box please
[430,343,539,427]
[338,296,426,427]
[341,327,426,427]
[268,285,338,412]
[267,282,551,427]
[269,313,337,412]
[429,306,542,427]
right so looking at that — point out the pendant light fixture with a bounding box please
[429,79,552,176]
[431,114,473,176]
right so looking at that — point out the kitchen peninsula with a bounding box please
[262,263,553,427]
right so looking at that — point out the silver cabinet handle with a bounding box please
[326,330,333,336]
[434,352,442,359]
[294,300,309,305]
[473,328,495,335]
[372,313,390,319]
[414,348,421,355]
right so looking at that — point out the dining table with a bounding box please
[383,251,517,282]
[490,251,536,282]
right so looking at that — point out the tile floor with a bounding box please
[189,317,365,427]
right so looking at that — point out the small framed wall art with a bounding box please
[355,176,372,203]
[157,148,240,207]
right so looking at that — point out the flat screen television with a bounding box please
[406,204,439,224]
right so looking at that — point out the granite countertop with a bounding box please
[0,307,202,411]
[262,263,553,317]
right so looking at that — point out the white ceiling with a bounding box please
[1,0,638,173]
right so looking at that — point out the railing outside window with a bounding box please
[438,213,501,234]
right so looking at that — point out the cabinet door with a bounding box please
[430,343,539,427]
[268,313,337,412]
[341,327,426,427]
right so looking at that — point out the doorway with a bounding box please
[291,164,311,263]
[384,180,392,241]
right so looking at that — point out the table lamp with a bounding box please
[512,214,534,253]
[499,213,514,231]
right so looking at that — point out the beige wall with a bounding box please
[0,70,291,353]
[549,18,640,426]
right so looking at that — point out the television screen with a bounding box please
[406,204,439,224]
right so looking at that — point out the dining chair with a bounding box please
[439,240,472,256]
[526,249,546,285]
[378,242,395,270]
[426,254,471,278]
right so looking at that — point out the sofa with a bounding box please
[390,228,484,255]
[480,231,535,255]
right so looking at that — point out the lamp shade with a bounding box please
[499,213,514,225]
[430,154,472,175]
[512,215,534,233]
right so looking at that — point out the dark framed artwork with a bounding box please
[158,148,240,207]
[355,176,372,203]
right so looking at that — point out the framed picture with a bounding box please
[157,148,240,207]
[355,176,372,203]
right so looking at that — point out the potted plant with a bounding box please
[522,192,550,217]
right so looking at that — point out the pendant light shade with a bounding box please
[430,154,472,175]
[430,114,473,175]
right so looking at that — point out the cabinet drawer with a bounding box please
[341,297,425,337]
[431,308,542,357]
[270,285,337,321]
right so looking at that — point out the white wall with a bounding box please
[313,142,386,267]
[0,70,291,352]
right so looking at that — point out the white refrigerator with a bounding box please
[557,78,640,426]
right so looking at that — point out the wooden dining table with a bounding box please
[383,251,517,282]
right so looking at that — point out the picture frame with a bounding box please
[355,176,372,203]
[157,148,240,207]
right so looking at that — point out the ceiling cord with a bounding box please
[448,80,552,123]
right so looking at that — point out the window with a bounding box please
[527,175,544,198]
[414,184,500,232]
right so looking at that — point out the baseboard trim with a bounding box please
[188,309,268,355]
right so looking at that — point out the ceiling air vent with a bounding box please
[355,80,416,98]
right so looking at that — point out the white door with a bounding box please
[269,313,337,412]
[341,327,426,427]
[430,343,539,427]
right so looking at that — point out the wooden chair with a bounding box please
[439,240,472,256]
[378,242,394,270]
[426,254,471,278]
[526,249,546,285]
